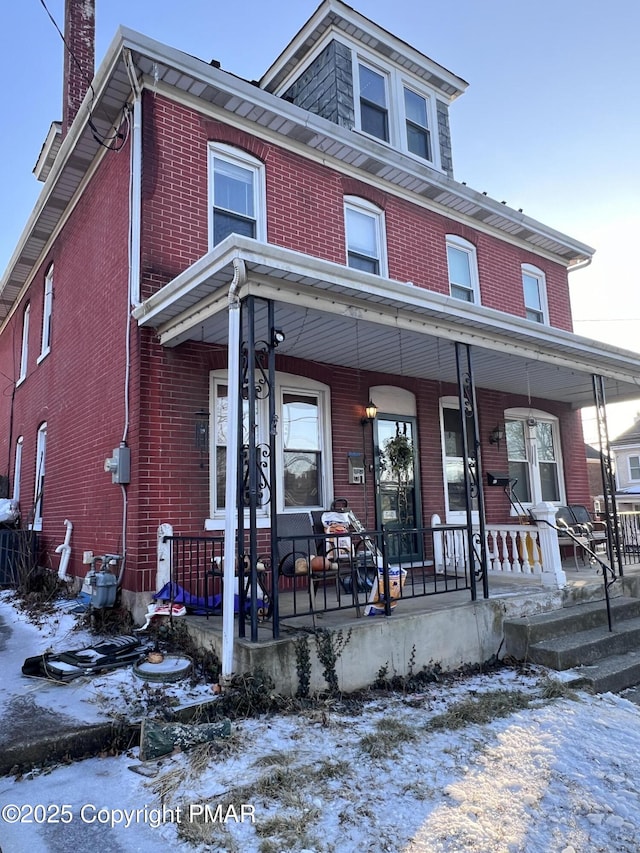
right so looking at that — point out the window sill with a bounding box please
[37,349,50,365]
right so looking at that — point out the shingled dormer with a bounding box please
[260,0,467,178]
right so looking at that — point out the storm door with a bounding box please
[373,416,422,563]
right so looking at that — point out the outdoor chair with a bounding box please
[555,506,594,569]
[276,512,343,611]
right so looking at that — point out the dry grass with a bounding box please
[359,716,417,759]
[425,689,533,731]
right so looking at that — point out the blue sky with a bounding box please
[1,0,639,434]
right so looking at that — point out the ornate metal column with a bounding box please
[455,342,489,599]
[238,296,280,641]
[592,374,623,576]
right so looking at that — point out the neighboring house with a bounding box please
[610,419,640,512]
[2,0,640,634]
[585,443,605,519]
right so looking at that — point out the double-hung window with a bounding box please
[33,423,47,531]
[446,236,479,303]
[13,436,23,502]
[358,62,389,142]
[208,372,332,525]
[209,145,265,247]
[522,264,548,324]
[344,197,387,275]
[629,455,640,481]
[505,409,564,508]
[39,264,54,361]
[404,87,431,161]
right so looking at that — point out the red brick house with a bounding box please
[2,0,639,660]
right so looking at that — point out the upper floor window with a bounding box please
[33,422,47,531]
[12,436,23,503]
[18,303,30,384]
[39,264,54,361]
[354,53,438,166]
[404,87,431,161]
[629,455,640,481]
[344,197,387,276]
[358,62,389,142]
[446,236,479,303]
[522,264,548,324]
[208,145,265,248]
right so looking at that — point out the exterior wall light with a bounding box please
[489,425,505,446]
[361,400,378,425]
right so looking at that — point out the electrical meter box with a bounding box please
[104,443,131,484]
[348,452,365,485]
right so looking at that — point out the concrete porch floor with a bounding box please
[183,560,640,696]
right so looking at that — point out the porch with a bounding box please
[157,512,640,694]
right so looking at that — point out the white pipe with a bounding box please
[222,258,247,684]
[55,519,73,581]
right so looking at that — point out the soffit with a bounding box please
[133,237,640,410]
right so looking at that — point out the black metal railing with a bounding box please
[619,512,640,566]
[163,524,475,632]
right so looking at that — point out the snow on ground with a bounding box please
[1,593,640,852]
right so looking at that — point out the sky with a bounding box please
[3,592,640,851]
[1,0,639,440]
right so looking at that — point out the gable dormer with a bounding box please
[260,0,467,178]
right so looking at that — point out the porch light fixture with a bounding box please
[489,425,505,447]
[361,400,378,425]
[271,328,285,348]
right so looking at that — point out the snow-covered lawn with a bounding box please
[1,593,640,852]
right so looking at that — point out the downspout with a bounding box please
[222,258,247,685]
[55,519,73,581]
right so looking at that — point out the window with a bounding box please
[522,264,548,324]
[12,436,23,502]
[39,264,54,360]
[358,62,389,142]
[344,197,387,275]
[404,87,431,161]
[208,372,332,524]
[33,423,47,531]
[440,398,478,521]
[209,145,265,247]
[446,236,479,303]
[18,303,30,384]
[505,410,564,508]
[629,455,640,481]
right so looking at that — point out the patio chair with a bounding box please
[276,512,341,610]
[555,506,592,569]
[569,504,609,557]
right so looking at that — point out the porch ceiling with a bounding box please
[133,237,640,410]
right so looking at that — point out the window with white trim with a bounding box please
[358,62,389,142]
[353,53,439,166]
[629,455,640,481]
[208,145,265,248]
[344,197,387,275]
[33,422,47,531]
[505,409,564,508]
[12,436,23,502]
[208,372,332,524]
[39,264,54,360]
[404,87,432,161]
[18,303,30,384]
[439,397,478,522]
[521,264,548,324]
[446,236,479,303]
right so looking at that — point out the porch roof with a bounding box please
[133,236,640,410]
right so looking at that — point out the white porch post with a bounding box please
[221,259,246,684]
[532,501,566,588]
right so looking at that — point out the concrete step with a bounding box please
[564,650,640,694]
[527,616,640,670]
[503,595,640,660]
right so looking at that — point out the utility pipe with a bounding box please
[222,258,247,684]
[55,519,73,581]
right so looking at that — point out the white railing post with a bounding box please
[157,523,173,591]
[531,502,566,588]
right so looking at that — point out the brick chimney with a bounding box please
[62,0,95,137]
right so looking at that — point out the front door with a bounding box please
[374,416,422,563]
